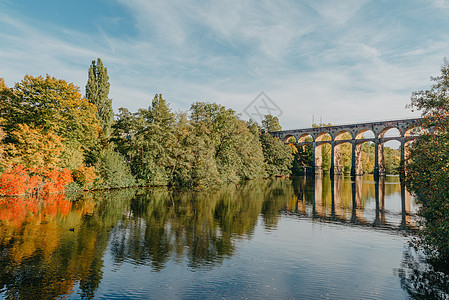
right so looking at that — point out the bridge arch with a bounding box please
[355,129,374,140]
[335,130,353,141]
[283,134,295,143]
[297,133,313,143]
[404,124,422,137]
[379,127,401,138]
[313,132,332,173]
[316,131,331,141]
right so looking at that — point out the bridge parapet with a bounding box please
[270,118,421,142]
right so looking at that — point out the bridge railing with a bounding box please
[272,117,422,133]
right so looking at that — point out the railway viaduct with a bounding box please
[269,118,421,177]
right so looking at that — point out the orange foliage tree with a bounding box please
[0,164,73,196]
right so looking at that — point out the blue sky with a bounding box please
[1,0,448,129]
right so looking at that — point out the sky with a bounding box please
[1,0,448,130]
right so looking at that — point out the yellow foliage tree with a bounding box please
[4,124,64,169]
[1,75,101,171]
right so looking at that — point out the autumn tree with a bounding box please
[1,75,100,172]
[0,78,10,171]
[85,58,114,139]
[5,124,64,169]
[406,60,449,264]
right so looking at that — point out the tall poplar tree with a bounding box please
[85,58,114,138]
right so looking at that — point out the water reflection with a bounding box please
[291,175,417,230]
[0,189,136,299]
[109,180,292,271]
[0,176,423,299]
[397,247,449,299]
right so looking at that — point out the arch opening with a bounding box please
[405,125,428,137]
[316,132,332,142]
[335,130,352,141]
[297,133,313,143]
[283,134,294,143]
[380,127,401,138]
[356,129,375,140]
[380,140,401,175]
[333,141,352,175]
[313,132,332,174]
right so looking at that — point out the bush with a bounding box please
[72,165,97,190]
[0,164,73,196]
[96,149,136,189]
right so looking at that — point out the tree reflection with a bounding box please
[109,179,292,271]
[0,189,136,299]
[0,177,420,299]
[398,246,449,299]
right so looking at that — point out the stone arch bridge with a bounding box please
[269,118,421,176]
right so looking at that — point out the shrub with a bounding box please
[0,164,73,196]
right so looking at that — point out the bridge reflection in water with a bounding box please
[289,175,416,231]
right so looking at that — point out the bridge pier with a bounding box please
[374,140,379,178]
[330,141,335,177]
[399,138,406,181]
[350,140,356,177]
[313,142,323,175]
[312,141,316,175]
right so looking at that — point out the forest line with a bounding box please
[0,58,402,196]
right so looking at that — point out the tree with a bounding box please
[291,144,313,175]
[0,125,6,173]
[190,102,266,183]
[95,149,136,189]
[86,58,114,139]
[5,124,64,169]
[171,112,221,188]
[127,94,176,185]
[260,133,293,176]
[1,75,100,171]
[262,115,282,132]
[406,60,449,264]
[111,107,138,160]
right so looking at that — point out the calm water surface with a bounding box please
[0,175,447,299]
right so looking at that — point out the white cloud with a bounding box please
[432,0,449,8]
[306,0,370,26]
[1,0,448,130]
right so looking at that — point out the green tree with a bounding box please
[262,115,282,132]
[129,94,176,185]
[111,107,139,160]
[260,133,293,176]
[384,147,400,174]
[291,144,313,175]
[86,58,114,139]
[95,148,136,189]
[406,61,449,264]
[190,102,266,183]
[171,112,221,188]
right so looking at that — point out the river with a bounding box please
[0,175,447,299]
